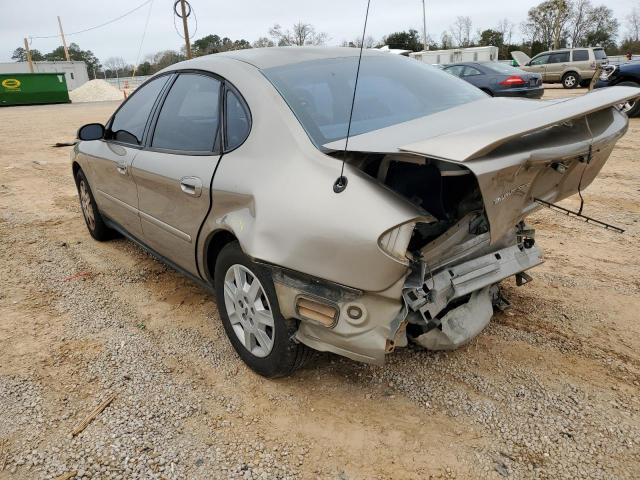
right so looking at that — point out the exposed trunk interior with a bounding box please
[331,151,487,251]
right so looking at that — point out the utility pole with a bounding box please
[23,37,34,73]
[180,0,192,59]
[57,15,71,61]
[422,0,428,51]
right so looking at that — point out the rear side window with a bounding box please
[224,89,251,151]
[594,48,607,60]
[152,74,221,152]
[548,52,570,63]
[573,50,589,61]
[463,66,482,76]
[445,65,465,77]
[109,75,169,145]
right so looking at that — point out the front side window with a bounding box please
[152,74,221,152]
[530,55,549,66]
[263,55,485,147]
[573,49,589,61]
[108,75,169,145]
[224,89,250,151]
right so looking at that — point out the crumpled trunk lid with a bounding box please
[325,86,639,244]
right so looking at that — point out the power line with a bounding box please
[29,0,153,40]
[133,0,155,76]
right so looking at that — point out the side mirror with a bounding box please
[78,123,105,141]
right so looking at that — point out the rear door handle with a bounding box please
[179,176,202,197]
[116,161,127,175]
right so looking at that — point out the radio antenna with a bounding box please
[333,0,371,194]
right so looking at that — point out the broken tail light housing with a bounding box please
[378,220,416,265]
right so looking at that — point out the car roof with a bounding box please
[213,46,387,70]
[445,62,482,67]
[536,47,603,56]
[444,62,487,70]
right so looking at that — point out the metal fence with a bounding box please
[104,75,151,92]
[606,55,640,65]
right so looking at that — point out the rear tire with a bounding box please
[615,81,640,117]
[562,72,580,89]
[74,170,116,241]
[214,242,311,378]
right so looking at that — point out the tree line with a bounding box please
[10,0,640,80]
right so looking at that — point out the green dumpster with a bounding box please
[0,73,70,106]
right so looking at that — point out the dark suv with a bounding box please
[595,62,640,117]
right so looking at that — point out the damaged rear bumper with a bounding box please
[403,242,541,350]
[404,242,542,325]
[269,241,542,365]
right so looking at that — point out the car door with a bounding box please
[546,51,570,82]
[87,75,171,239]
[131,72,223,275]
[527,54,550,80]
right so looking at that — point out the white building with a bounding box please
[0,61,89,90]
[410,46,499,65]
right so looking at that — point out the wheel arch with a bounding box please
[72,161,82,183]
[203,228,239,283]
[562,70,580,81]
[615,78,640,87]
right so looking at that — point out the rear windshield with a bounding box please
[482,62,526,74]
[262,55,485,148]
[594,48,607,60]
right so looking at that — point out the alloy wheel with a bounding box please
[618,100,636,114]
[79,180,95,231]
[564,75,577,88]
[223,264,275,358]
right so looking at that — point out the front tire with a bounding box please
[214,242,310,378]
[75,170,115,241]
[562,72,579,89]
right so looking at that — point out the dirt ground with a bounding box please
[1,87,639,480]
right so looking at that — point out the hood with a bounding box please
[510,51,531,67]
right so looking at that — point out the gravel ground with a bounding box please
[1,89,639,479]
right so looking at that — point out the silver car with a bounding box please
[72,47,638,377]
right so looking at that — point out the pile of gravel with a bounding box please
[69,80,123,103]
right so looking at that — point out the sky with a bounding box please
[1,0,638,64]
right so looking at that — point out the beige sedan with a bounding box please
[72,48,638,376]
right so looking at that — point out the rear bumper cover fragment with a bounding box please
[404,243,543,325]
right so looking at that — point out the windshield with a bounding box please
[482,62,526,75]
[262,54,485,148]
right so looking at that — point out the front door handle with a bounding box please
[116,161,127,175]
[180,176,202,197]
